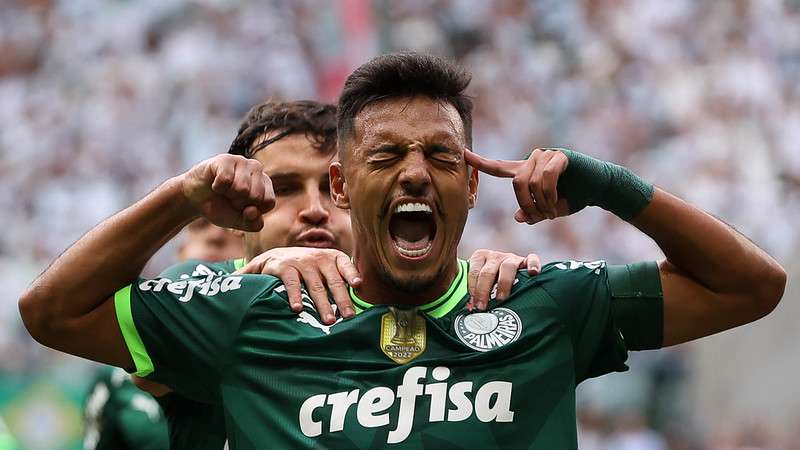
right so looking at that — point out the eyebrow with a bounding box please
[267,172,302,181]
[269,172,330,182]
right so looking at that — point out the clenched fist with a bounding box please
[180,154,276,231]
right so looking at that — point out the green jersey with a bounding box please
[83,366,168,450]
[153,259,245,450]
[114,258,662,449]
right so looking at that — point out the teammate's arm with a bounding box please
[18,154,274,367]
[465,148,786,347]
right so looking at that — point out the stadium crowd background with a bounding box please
[0,0,798,449]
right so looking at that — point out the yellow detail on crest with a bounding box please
[380,307,426,364]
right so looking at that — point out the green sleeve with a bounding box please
[607,261,664,351]
[113,272,279,401]
[540,260,663,383]
[539,260,627,382]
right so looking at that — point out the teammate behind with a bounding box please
[20,53,785,449]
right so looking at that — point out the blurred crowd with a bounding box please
[0,0,798,449]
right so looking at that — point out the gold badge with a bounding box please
[380,307,426,364]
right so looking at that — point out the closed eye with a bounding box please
[367,144,403,164]
[428,144,460,164]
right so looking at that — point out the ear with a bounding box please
[467,166,479,209]
[330,162,350,209]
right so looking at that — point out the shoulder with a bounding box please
[513,260,608,291]
[509,260,610,311]
[157,259,239,279]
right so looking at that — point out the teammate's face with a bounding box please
[178,218,245,262]
[332,96,478,294]
[245,133,353,259]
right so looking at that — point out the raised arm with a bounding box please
[18,154,274,367]
[465,148,786,347]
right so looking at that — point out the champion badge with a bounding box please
[380,307,426,364]
[454,308,522,352]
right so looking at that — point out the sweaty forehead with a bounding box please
[353,97,465,148]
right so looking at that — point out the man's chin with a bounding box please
[379,266,439,295]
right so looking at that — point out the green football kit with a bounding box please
[83,366,168,450]
[152,259,246,450]
[114,257,663,449]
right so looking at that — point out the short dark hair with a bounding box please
[228,100,337,158]
[337,52,473,154]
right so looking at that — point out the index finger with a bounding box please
[463,149,522,178]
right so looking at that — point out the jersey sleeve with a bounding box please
[538,260,663,382]
[113,271,278,401]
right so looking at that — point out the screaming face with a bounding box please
[332,96,478,299]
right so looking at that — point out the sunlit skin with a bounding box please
[331,97,478,304]
[245,132,353,259]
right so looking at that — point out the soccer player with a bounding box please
[19,53,785,449]
[125,100,539,450]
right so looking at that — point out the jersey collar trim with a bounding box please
[349,259,468,318]
[233,258,246,271]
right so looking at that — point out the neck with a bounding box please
[353,254,461,306]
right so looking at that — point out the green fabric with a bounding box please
[608,261,664,350]
[83,366,168,450]
[548,148,654,220]
[349,259,468,318]
[150,259,249,450]
[157,393,227,450]
[114,286,154,377]
[116,257,665,449]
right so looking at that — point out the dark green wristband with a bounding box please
[547,148,654,221]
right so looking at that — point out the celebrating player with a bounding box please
[20,53,785,449]
[85,99,538,450]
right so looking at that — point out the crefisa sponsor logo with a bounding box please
[138,275,242,302]
[454,307,522,352]
[298,366,514,444]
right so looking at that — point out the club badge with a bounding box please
[454,307,522,352]
[380,307,426,364]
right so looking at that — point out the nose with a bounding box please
[299,187,330,226]
[398,150,431,196]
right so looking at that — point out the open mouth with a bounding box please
[388,202,437,258]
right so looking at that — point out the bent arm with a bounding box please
[18,178,197,368]
[630,188,786,346]
[464,148,786,347]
